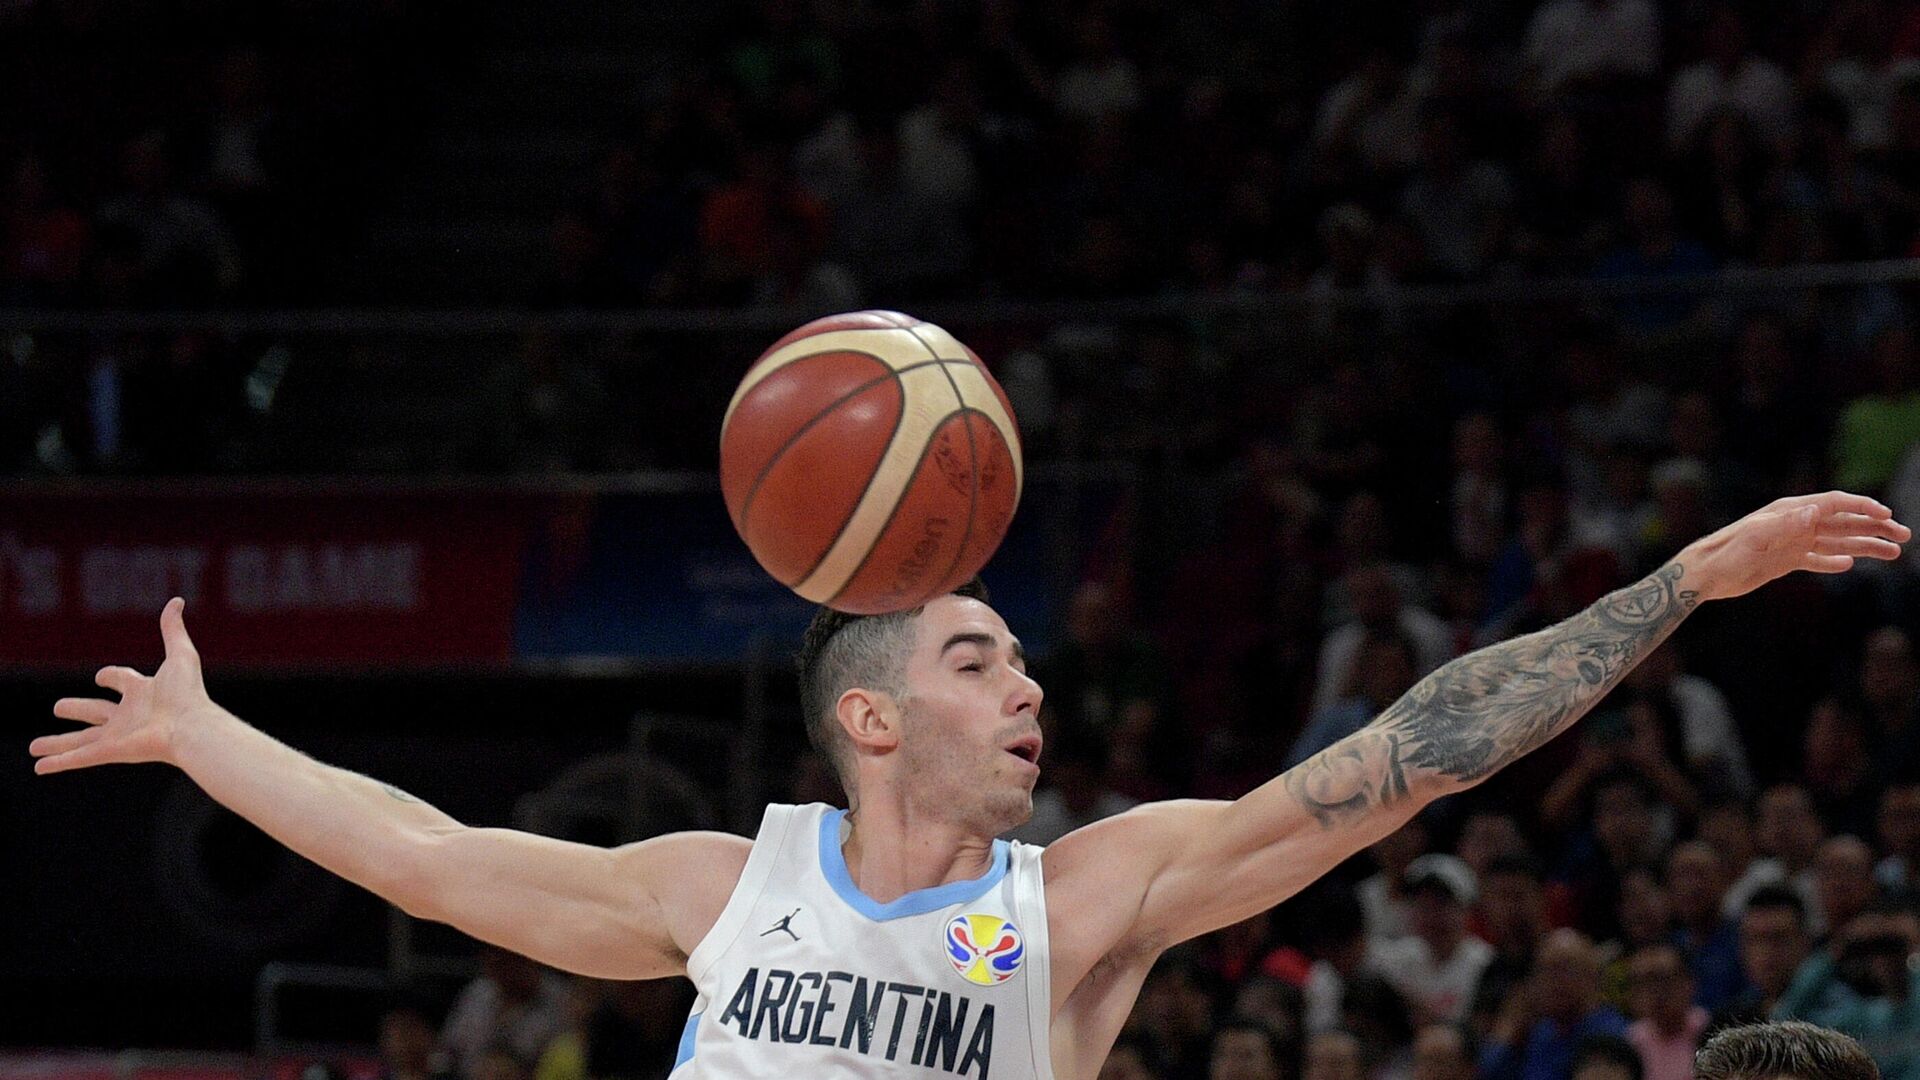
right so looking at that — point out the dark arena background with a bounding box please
[4,1,1920,1079]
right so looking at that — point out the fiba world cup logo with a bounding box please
[944,913,1025,986]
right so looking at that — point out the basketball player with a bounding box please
[29,492,1910,1079]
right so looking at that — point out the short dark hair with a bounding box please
[1573,1034,1644,1080]
[1214,1016,1290,1067]
[1744,885,1808,927]
[1694,1021,1879,1080]
[794,578,990,795]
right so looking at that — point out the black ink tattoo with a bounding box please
[381,783,421,804]
[1286,562,1700,828]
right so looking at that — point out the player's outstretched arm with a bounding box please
[1052,491,1909,957]
[29,599,745,981]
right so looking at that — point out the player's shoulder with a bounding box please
[625,829,753,871]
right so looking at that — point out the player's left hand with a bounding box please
[1681,491,1910,603]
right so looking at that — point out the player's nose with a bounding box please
[1008,668,1042,716]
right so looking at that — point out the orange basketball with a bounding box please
[719,310,1024,615]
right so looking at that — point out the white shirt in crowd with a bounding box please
[1372,934,1496,1025]
[1668,57,1796,149]
[1525,0,1661,93]
[1667,672,1756,796]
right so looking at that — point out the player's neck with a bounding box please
[838,802,997,904]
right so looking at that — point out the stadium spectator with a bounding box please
[1775,902,1920,1079]
[1860,628,1920,784]
[1210,1017,1292,1080]
[1725,785,1830,931]
[1524,0,1662,96]
[439,948,568,1080]
[1666,8,1796,150]
[1718,886,1812,1027]
[1804,700,1882,837]
[1303,1029,1366,1080]
[1481,930,1629,1080]
[1623,944,1708,1080]
[1374,855,1495,1025]
[1832,326,1920,493]
[1471,856,1555,1038]
[1412,1024,1478,1080]
[1876,783,1920,897]
[1816,836,1882,941]
[1665,841,1746,1011]
[1359,820,1431,946]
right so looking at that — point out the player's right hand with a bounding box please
[30,597,210,774]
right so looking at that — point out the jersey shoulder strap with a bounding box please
[686,802,818,981]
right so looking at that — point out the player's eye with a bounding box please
[959,662,984,673]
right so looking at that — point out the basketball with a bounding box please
[719,310,1024,615]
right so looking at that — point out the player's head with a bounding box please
[1694,1021,1879,1080]
[796,577,1044,833]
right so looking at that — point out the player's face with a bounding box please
[896,595,1044,835]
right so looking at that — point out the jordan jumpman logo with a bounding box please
[760,908,801,941]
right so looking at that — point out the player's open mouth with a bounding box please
[1004,736,1042,766]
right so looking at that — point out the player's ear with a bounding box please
[836,686,901,754]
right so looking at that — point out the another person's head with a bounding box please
[1757,785,1826,868]
[797,579,1045,834]
[1592,773,1657,865]
[1739,886,1810,1002]
[1340,974,1415,1070]
[1372,819,1432,882]
[1625,943,1695,1031]
[1211,1018,1291,1080]
[1406,854,1476,952]
[1817,835,1879,934]
[1862,627,1920,724]
[1303,1031,1364,1080]
[1412,1024,1477,1080]
[1348,631,1421,709]
[1234,977,1304,1047]
[1880,783,1920,861]
[1835,902,1920,1000]
[1804,699,1870,789]
[1699,800,1757,874]
[1137,954,1218,1043]
[1618,865,1673,948]
[1666,841,1729,930]
[1693,1021,1879,1080]
[1456,811,1528,876]
[1479,854,1548,954]
[1535,929,1604,1024]
[1571,1034,1643,1080]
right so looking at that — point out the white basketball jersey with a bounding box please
[671,803,1055,1079]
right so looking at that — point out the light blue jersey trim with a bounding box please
[817,806,1010,921]
[670,1011,701,1073]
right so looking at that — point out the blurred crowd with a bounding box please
[0,0,442,307]
[8,1,1920,1078]
[541,0,1920,306]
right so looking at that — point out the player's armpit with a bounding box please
[399,827,750,981]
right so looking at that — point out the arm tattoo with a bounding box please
[380,783,422,804]
[1286,561,1700,828]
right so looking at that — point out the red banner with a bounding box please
[0,482,534,671]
